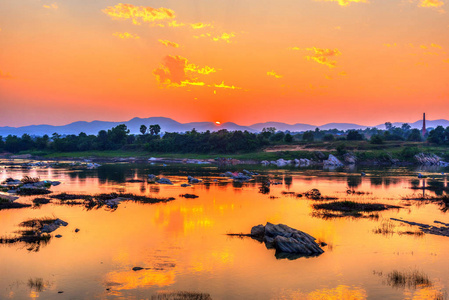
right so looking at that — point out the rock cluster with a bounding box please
[221,171,253,181]
[187,176,202,184]
[251,222,324,256]
[414,153,449,166]
[261,158,313,167]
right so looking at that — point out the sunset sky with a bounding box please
[0,0,448,127]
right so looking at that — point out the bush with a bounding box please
[370,135,384,144]
[400,146,420,160]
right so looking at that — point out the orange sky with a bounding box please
[0,0,448,127]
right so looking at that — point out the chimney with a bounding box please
[422,113,426,137]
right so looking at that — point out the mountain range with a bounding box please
[0,117,448,137]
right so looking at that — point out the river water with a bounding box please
[1,160,448,299]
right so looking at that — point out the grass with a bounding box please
[49,192,175,210]
[373,220,396,236]
[28,278,46,292]
[150,291,212,300]
[0,217,57,252]
[15,188,52,196]
[21,176,40,184]
[313,201,401,212]
[386,270,432,289]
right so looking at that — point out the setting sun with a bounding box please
[215,121,221,125]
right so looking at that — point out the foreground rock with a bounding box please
[251,222,324,256]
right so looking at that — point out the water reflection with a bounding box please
[273,285,367,300]
[1,162,449,299]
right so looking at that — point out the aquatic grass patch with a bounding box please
[15,188,52,196]
[313,201,401,212]
[150,291,212,300]
[402,195,449,213]
[0,198,31,210]
[49,192,175,210]
[0,216,59,252]
[28,278,49,292]
[311,210,380,220]
[21,176,40,184]
[386,270,432,289]
[373,219,396,236]
[311,200,399,219]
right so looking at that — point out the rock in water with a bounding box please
[250,222,324,256]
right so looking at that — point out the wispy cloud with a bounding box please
[0,70,12,79]
[43,3,58,10]
[113,32,140,39]
[419,0,444,7]
[212,33,236,43]
[168,20,185,28]
[153,55,215,88]
[213,82,241,90]
[102,4,175,26]
[267,71,283,79]
[158,39,179,48]
[190,23,213,29]
[305,47,341,68]
[431,43,442,48]
[314,0,368,7]
[194,32,236,43]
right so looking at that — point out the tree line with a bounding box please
[0,122,447,154]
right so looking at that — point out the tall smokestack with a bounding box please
[422,113,426,137]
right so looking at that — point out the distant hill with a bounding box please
[1,117,448,137]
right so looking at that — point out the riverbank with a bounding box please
[2,142,449,167]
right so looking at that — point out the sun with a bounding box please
[215,121,221,125]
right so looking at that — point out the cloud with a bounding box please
[194,32,236,43]
[43,3,58,9]
[444,58,449,63]
[0,70,12,79]
[419,0,444,7]
[431,43,442,48]
[168,20,185,28]
[158,39,180,48]
[190,23,213,29]
[113,32,140,39]
[267,71,283,78]
[383,43,397,47]
[102,4,175,26]
[153,55,215,88]
[315,0,368,6]
[212,33,236,43]
[305,47,341,68]
[213,82,241,90]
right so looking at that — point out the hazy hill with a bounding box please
[1,117,448,136]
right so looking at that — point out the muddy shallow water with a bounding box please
[1,161,449,299]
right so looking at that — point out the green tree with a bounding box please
[149,124,161,136]
[140,125,147,135]
[284,133,293,143]
[347,130,364,141]
[302,131,314,142]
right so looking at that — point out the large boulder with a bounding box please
[343,153,357,164]
[414,153,447,166]
[323,154,344,167]
[250,222,324,256]
[157,178,173,185]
